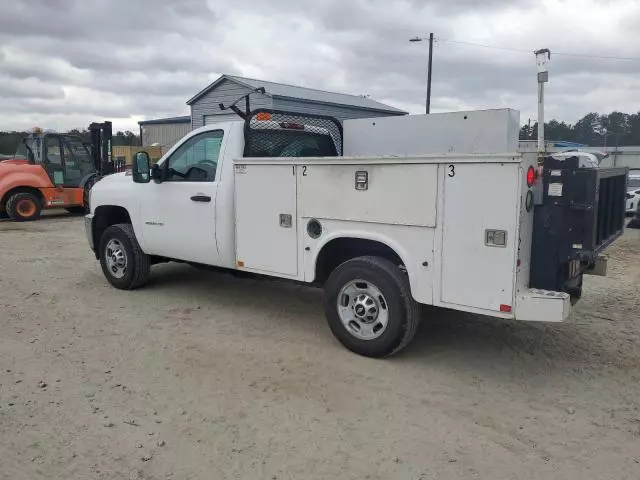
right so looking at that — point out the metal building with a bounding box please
[187,74,406,129]
[112,145,163,166]
[138,115,191,152]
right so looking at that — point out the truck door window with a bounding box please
[165,130,223,182]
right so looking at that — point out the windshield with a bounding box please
[246,130,338,157]
[61,135,96,174]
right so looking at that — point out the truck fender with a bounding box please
[308,230,411,281]
[0,172,50,205]
[91,205,135,257]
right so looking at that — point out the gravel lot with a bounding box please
[1,213,639,480]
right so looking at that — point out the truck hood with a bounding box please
[95,172,129,186]
[90,172,138,215]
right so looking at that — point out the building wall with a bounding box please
[203,112,244,125]
[113,145,163,165]
[140,122,191,151]
[272,97,404,122]
[190,79,273,129]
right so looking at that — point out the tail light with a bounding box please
[526,166,536,187]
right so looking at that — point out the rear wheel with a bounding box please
[323,256,420,357]
[99,223,150,290]
[6,192,42,221]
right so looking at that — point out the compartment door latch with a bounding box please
[279,214,293,228]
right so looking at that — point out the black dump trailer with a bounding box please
[530,155,627,301]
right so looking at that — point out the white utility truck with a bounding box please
[85,108,626,357]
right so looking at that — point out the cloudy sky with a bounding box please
[1,0,639,132]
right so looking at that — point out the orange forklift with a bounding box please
[0,122,114,221]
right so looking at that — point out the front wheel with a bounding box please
[323,256,420,357]
[6,192,42,221]
[99,223,150,290]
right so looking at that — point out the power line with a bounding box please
[437,38,529,54]
[552,51,640,61]
[436,37,640,61]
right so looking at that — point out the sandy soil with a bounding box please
[1,213,639,480]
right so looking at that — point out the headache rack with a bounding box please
[244,109,343,157]
[530,155,627,293]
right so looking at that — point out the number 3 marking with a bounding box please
[448,165,455,177]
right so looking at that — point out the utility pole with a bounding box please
[410,33,435,114]
[426,33,434,114]
[534,48,551,154]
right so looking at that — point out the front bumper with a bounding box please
[85,214,95,251]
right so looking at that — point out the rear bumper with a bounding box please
[515,289,571,322]
[85,214,94,251]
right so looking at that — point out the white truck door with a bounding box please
[440,162,520,312]
[234,163,298,276]
[139,129,225,265]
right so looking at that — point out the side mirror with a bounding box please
[132,151,151,183]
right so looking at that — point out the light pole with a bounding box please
[410,33,434,114]
[534,48,551,154]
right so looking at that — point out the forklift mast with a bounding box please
[89,121,114,176]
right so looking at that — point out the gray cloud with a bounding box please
[0,0,638,133]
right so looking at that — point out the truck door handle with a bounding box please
[190,195,211,202]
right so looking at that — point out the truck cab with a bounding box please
[88,113,340,268]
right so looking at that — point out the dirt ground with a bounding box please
[0,213,639,480]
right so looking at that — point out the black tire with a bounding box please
[6,192,42,221]
[99,223,150,290]
[65,207,86,215]
[80,176,97,214]
[323,256,420,357]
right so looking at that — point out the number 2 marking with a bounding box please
[448,165,455,177]
[293,166,309,176]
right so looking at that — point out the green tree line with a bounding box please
[520,111,640,147]
[0,129,140,156]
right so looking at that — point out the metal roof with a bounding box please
[138,115,191,126]
[186,74,406,114]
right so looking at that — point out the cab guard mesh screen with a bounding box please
[244,109,342,157]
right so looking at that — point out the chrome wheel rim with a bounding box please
[337,279,389,340]
[105,239,127,279]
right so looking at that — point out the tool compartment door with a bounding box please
[440,163,519,311]
[234,163,298,276]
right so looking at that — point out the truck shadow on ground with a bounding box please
[141,263,629,378]
[403,308,628,376]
